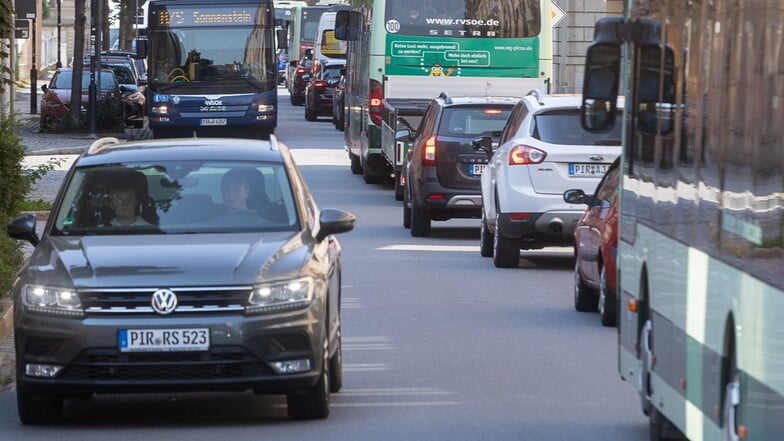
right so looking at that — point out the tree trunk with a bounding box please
[101,0,110,50]
[119,0,134,51]
[70,0,87,127]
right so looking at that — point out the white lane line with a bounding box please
[343,336,395,351]
[342,363,390,372]
[378,244,479,252]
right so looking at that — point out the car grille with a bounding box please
[79,287,252,315]
[61,346,271,381]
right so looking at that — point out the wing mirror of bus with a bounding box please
[472,135,493,158]
[335,10,360,41]
[135,39,147,60]
[636,44,676,136]
[581,43,621,132]
[276,29,288,50]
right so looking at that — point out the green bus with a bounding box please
[580,1,784,440]
[335,0,552,183]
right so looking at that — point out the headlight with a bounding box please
[22,285,84,318]
[152,105,169,114]
[256,104,275,113]
[246,277,313,314]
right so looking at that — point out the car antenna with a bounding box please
[526,89,545,105]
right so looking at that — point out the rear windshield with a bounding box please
[438,106,513,137]
[533,110,623,145]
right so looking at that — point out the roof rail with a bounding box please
[86,137,121,155]
[438,91,452,104]
[525,89,545,105]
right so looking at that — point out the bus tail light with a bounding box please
[423,136,437,166]
[509,145,546,165]
[369,79,383,126]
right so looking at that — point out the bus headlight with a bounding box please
[152,105,169,114]
[257,104,275,113]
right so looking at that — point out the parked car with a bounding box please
[304,59,345,121]
[101,50,147,84]
[402,93,516,237]
[564,157,620,326]
[7,136,356,423]
[332,67,346,131]
[474,90,623,268]
[40,67,122,130]
[289,50,314,106]
[84,59,146,128]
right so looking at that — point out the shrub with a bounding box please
[0,109,29,299]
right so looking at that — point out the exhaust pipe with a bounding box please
[548,218,564,236]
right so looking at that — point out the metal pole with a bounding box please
[56,0,62,68]
[88,0,98,136]
[30,18,37,114]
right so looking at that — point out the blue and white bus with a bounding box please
[141,0,283,139]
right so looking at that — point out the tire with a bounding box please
[291,91,304,106]
[722,337,740,441]
[598,265,617,326]
[393,171,404,201]
[479,211,493,257]
[409,203,431,237]
[403,185,412,229]
[349,153,362,175]
[362,162,384,184]
[16,383,64,425]
[287,330,330,420]
[649,405,687,441]
[574,260,599,311]
[492,224,519,268]
[329,322,343,393]
[305,105,317,122]
[336,106,345,131]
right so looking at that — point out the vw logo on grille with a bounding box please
[151,289,178,315]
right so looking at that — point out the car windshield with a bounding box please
[533,110,623,145]
[323,65,343,80]
[438,105,513,137]
[52,71,117,90]
[52,161,299,235]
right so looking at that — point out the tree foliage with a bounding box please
[0,0,14,94]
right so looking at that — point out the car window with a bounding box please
[109,66,135,84]
[532,109,623,145]
[52,161,299,235]
[438,106,512,137]
[500,102,529,144]
[53,71,116,90]
[323,66,343,80]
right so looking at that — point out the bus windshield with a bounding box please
[148,27,276,91]
[385,0,541,38]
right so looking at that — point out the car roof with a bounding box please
[520,90,625,111]
[74,137,289,168]
[434,93,519,107]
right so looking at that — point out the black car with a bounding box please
[402,93,516,237]
[289,52,314,106]
[83,56,146,128]
[331,68,346,131]
[304,60,345,121]
[7,136,355,423]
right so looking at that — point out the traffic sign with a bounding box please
[551,0,566,28]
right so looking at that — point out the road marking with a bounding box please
[342,297,363,309]
[378,244,479,252]
[343,336,395,351]
[342,363,390,372]
[290,149,349,166]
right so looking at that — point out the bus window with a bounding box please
[635,44,675,135]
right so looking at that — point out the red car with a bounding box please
[564,157,620,326]
[40,68,122,130]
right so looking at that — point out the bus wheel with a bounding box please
[639,319,654,415]
[349,153,362,175]
[650,405,688,440]
[722,340,740,441]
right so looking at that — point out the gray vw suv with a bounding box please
[7,136,355,423]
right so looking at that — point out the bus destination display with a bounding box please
[152,6,258,26]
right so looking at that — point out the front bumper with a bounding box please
[15,307,324,396]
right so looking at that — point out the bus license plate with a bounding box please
[119,328,209,352]
[468,164,486,175]
[200,118,227,126]
[569,163,608,177]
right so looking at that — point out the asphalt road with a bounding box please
[0,85,651,440]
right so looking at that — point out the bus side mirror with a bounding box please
[335,10,359,41]
[135,39,147,60]
[581,43,620,132]
[277,29,288,50]
[636,44,676,135]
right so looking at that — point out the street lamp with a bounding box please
[56,0,61,68]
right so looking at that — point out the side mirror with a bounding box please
[581,43,620,132]
[395,129,413,142]
[276,28,288,50]
[316,208,356,241]
[41,84,48,93]
[7,213,39,246]
[472,135,493,157]
[335,10,359,41]
[563,189,594,206]
[135,39,147,60]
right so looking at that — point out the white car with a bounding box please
[474,91,623,268]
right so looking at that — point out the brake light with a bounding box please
[296,67,306,74]
[313,80,327,88]
[369,79,383,125]
[509,145,546,165]
[423,135,437,166]
[484,109,503,114]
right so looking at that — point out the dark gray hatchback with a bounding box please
[7,136,355,423]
